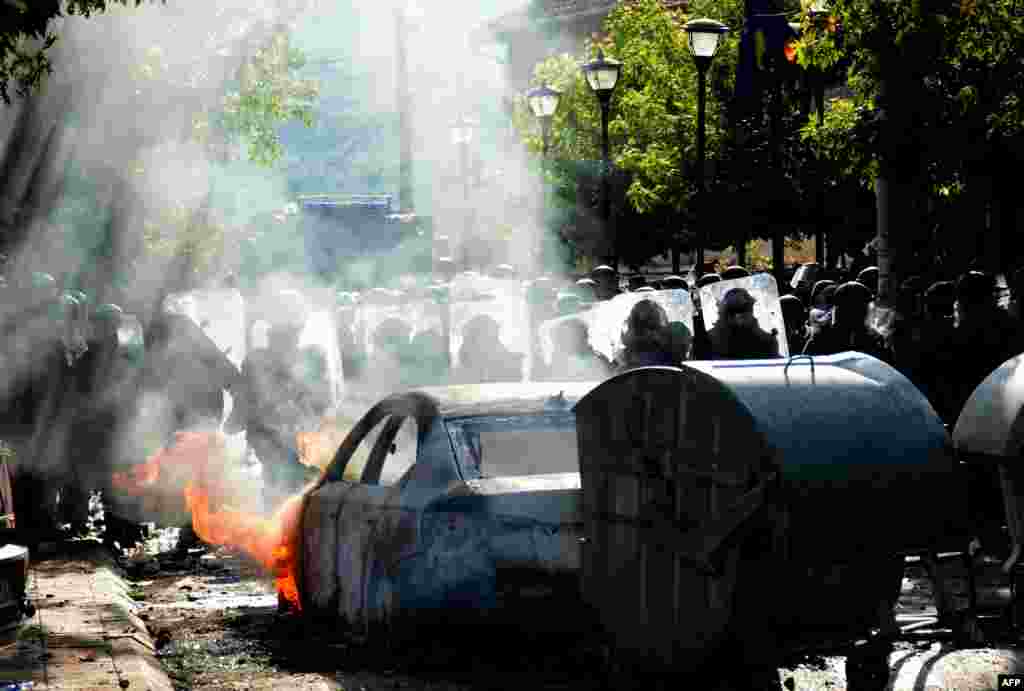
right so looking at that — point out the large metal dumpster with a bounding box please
[574,353,962,674]
[954,352,1024,627]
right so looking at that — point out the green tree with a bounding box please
[513,0,779,269]
[0,0,164,104]
[794,0,1024,288]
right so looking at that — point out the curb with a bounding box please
[5,541,176,691]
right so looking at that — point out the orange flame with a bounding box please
[112,430,305,611]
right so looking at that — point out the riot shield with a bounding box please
[448,275,530,383]
[351,293,445,393]
[164,289,246,368]
[577,289,696,367]
[698,274,790,358]
[298,309,345,409]
[163,289,247,462]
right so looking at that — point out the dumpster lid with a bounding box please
[953,352,1024,456]
[684,352,949,476]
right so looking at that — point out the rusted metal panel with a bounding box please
[574,367,773,666]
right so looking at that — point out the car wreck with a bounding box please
[299,382,596,633]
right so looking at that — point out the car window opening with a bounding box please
[447,414,578,479]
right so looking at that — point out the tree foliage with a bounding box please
[515,0,745,210]
[792,0,1024,278]
[0,0,164,104]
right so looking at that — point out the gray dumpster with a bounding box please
[954,352,1024,578]
[574,353,961,670]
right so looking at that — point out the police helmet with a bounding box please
[696,273,722,289]
[779,294,806,324]
[720,287,757,314]
[924,281,956,313]
[720,265,750,280]
[834,280,872,304]
[810,280,837,305]
[622,299,669,350]
[956,271,995,306]
[856,267,879,293]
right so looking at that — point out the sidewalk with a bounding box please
[0,539,173,691]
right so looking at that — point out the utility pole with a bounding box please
[396,5,415,214]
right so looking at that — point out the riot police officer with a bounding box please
[803,281,892,363]
[706,288,781,360]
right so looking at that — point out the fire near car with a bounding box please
[299,382,597,633]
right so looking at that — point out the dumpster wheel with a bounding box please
[845,638,891,691]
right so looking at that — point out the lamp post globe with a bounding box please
[581,49,621,102]
[683,18,729,71]
[682,18,728,278]
[527,83,560,156]
[527,83,561,276]
[581,49,622,270]
[527,83,560,120]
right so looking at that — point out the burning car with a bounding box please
[299,382,597,633]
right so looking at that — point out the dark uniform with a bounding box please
[949,272,1024,420]
[453,315,523,384]
[591,265,624,301]
[803,281,893,363]
[706,288,781,360]
[779,294,808,355]
[618,300,677,369]
[240,318,331,512]
[536,318,612,381]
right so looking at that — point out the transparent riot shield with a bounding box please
[448,275,530,383]
[352,292,430,395]
[577,289,696,367]
[163,289,247,463]
[698,273,790,358]
[298,309,344,409]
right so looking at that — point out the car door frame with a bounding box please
[306,392,456,629]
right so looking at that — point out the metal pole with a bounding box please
[600,98,614,271]
[396,8,414,214]
[461,140,471,270]
[815,69,826,266]
[769,59,785,286]
[539,118,551,275]
[696,66,707,277]
[875,73,892,303]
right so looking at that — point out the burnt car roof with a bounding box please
[413,381,601,418]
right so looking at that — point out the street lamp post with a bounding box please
[395,0,424,214]
[809,0,830,266]
[527,83,561,276]
[683,18,729,278]
[450,115,478,269]
[581,49,621,271]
